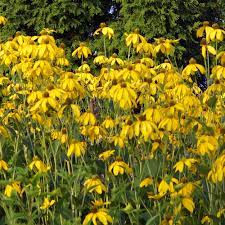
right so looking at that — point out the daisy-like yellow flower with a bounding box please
[67,140,87,157]
[154,38,179,56]
[182,197,195,213]
[79,111,96,126]
[29,156,51,173]
[206,23,225,42]
[158,177,179,195]
[40,197,56,210]
[200,38,216,59]
[60,72,84,95]
[107,53,124,66]
[201,216,213,224]
[83,205,112,225]
[197,135,218,156]
[40,28,56,35]
[93,54,108,65]
[0,159,9,171]
[136,40,154,55]
[140,177,153,188]
[207,153,225,183]
[173,158,198,173]
[84,176,107,194]
[158,116,179,132]
[125,29,146,47]
[30,91,58,113]
[217,51,225,65]
[109,158,132,176]
[72,42,92,59]
[99,150,115,161]
[110,135,125,148]
[109,82,137,109]
[182,58,205,77]
[211,65,225,80]
[4,182,22,197]
[94,23,114,40]
[132,115,158,141]
[143,107,162,124]
[0,16,7,25]
[196,21,212,38]
[51,128,68,144]
[102,117,115,129]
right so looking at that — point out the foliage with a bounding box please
[0,0,114,42]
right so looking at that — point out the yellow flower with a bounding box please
[27,91,42,104]
[158,177,179,194]
[67,140,87,157]
[125,29,146,47]
[211,65,225,80]
[182,197,195,213]
[4,182,22,197]
[51,129,68,144]
[81,125,106,143]
[136,41,154,55]
[99,150,115,161]
[40,197,55,210]
[30,91,58,113]
[132,115,158,141]
[154,38,179,56]
[109,82,137,109]
[58,101,80,119]
[118,65,140,81]
[84,176,107,194]
[206,23,225,42]
[217,208,225,218]
[200,38,216,59]
[0,126,9,137]
[160,217,175,225]
[196,21,212,38]
[0,159,9,171]
[83,208,112,225]
[173,158,198,173]
[91,199,111,208]
[94,55,108,65]
[40,28,56,35]
[72,42,92,59]
[197,135,218,156]
[0,16,7,25]
[102,117,115,129]
[110,135,125,148]
[201,216,212,224]
[94,23,114,40]
[158,117,179,132]
[140,177,153,188]
[109,159,132,176]
[143,107,162,124]
[207,153,225,183]
[217,51,225,65]
[29,156,50,173]
[107,54,124,66]
[182,58,205,77]
[148,191,165,200]
[60,72,85,96]
[79,111,96,126]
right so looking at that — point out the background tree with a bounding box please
[0,0,114,44]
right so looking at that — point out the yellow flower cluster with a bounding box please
[0,20,225,225]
